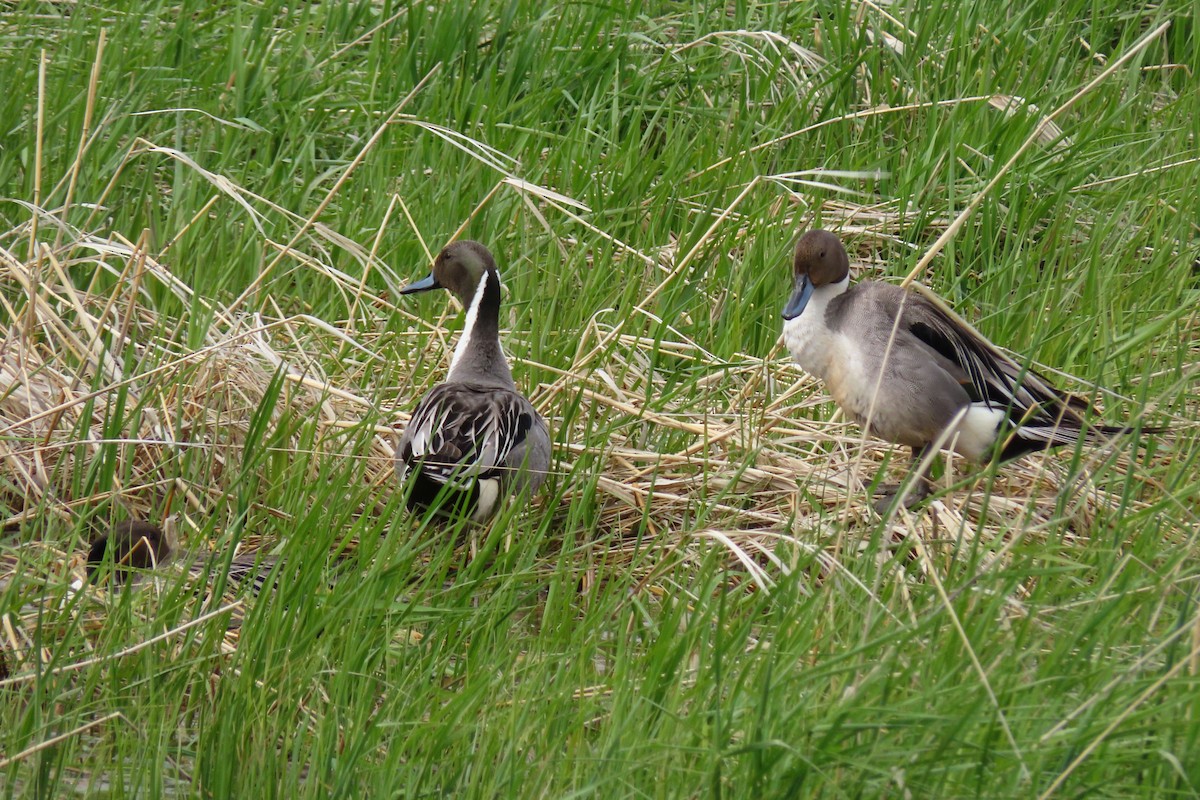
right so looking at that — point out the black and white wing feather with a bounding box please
[899,284,1131,457]
[398,382,538,490]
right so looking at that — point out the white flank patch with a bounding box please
[948,403,1007,462]
[472,478,501,522]
[448,270,490,376]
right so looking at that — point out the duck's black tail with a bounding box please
[999,419,1167,461]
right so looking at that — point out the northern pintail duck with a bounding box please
[86,520,173,584]
[396,240,551,522]
[781,229,1161,512]
[87,520,277,595]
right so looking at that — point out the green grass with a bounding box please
[1,0,1199,796]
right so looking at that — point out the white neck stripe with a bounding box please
[448,270,489,374]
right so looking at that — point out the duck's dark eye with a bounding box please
[819,250,826,257]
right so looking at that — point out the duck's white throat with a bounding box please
[448,271,491,375]
[782,275,849,378]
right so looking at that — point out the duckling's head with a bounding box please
[401,241,499,307]
[87,520,173,584]
[782,229,850,320]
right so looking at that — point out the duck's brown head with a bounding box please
[400,241,499,307]
[87,520,173,584]
[782,229,850,320]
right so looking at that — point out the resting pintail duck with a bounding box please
[397,240,551,522]
[781,229,1163,513]
[87,520,277,595]
[87,520,173,584]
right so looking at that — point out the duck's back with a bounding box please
[819,282,981,448]
[398,382,550,518]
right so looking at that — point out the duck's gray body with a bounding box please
[781,229,1155,510]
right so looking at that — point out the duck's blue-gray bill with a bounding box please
[782,275,813,320]
[400,273,440,295]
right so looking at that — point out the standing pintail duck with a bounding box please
[781,229,1162,513]
[397,241,551,522]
